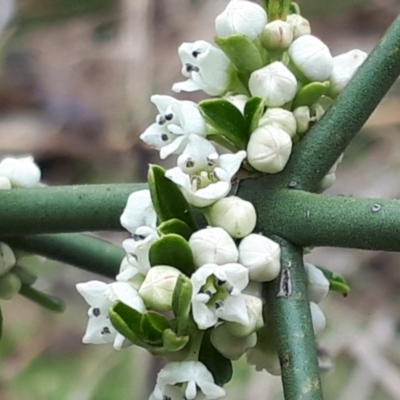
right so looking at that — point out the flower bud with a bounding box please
[0,156,41,188]
[247,125,292,174]
[0,273,21,300]
[318,172,336,192]
[310,302,326,336]
[138,266,181,311]
[261,20,293,50]
[286,14,311,39]
[0,177,11,190]
[206,196,256,239]
[225,294,263,337]
[304,263,329,304]
[289,35,333,82]
[215,0,267,41]
[239,234,281,281]
[249,62,297,107]
[258,108,297,138]
[293,106,311,134]
[329,49,368,97]
[189,227,239,267]
[210,324,257,360]
[0,242,16,277]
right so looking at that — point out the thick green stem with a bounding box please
[5,234,124,278]
[274,14,400,192]
[264,238,322,400]
[0,183,145,235]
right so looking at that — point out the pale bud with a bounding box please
[293,106,311,134]
[258,108,297,138]
[286,14,311,39]
[0,242,16,277]
[289,35,333,82]
[0,156,41,188]
[210,324,257,360]
[239,234,281,282]
[206,196,256,239]
[189,227,239,267]
[0,177,11,190]
[138,266,181,311]
[304,263,329,304]
[329,49,368,97]
[215,0,268,41]
[319,172,336,192]
[310,302,326,336]
[249,61,297,107]
[247,125,292,174]
[261,20,293,50]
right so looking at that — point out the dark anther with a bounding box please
[216,279,226,286]
[158,116,166,125]
[92,307,101,317]
[101,327,111,335]
[133,234,146,241]
[215,300,224,309]
[186,160,195,168]
[192,50,200,58]
[161,134,169,142]
[204,290,213,298]
[165,113,173,121]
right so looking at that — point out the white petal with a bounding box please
[107,282,146,312]
[172,79,203,93]
[0,156,41,188]
[165,167,192,191]
[140,123,175,150]
[83,315,117,344]
[191,264,217,295]
[160,135,188,159]
[217,150,246,179]
[219,263,249,291]
[76,281,109,307]
[192,295,219,330]
[188,181,231,208]
[172,100,207,136]
[216,293,249,325]
[150,94,178,114]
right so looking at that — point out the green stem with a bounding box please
[186,330,205,362]
[0,183,145,235]
[276,14,400,192]
[263,238,322,400]
[5,234,124,278]
[238,185,400,251]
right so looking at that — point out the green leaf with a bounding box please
[199,99,248,150]
[148,165,197,231]
[149,234,195,276]
[244,97,265,135]
[199,330,233,386]
[162,329,189,352]
[141,312,171,345]
[110,302,145,343]
[317,266,350,295]
[12,265,37,286]
[19,285,65,312]
[206,134,238,153]
[215,34,264,73]
[172,275,193,335]
[157,219,192,241]
[292,81,330,109]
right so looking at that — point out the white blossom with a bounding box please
[288,35,333,82]
[150,361,226,400]
[310,302,326,336]
[189,227,239,268]
[261,20,293,50]
[0,156,41,188]
[304,263,329,304]
[166,149,246,208]
[249,62,298,107]
[215,0,267,40]
[140,95,206,160]
[172,41,232,96]
[191,263,249,330]
[286,14,311,39]
[76,280,145,350]
[293,105,311,134]
[258,107,297,138]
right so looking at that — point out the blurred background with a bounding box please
[1,0,400,399]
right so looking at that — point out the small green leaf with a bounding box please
[148,165,197,231]
[206,134,238,153]
[199,99,248,149]
[292,81,330,109]
[110,302,145,343]
[215,34,264,73]
[141,312,171,345]
[13,265,37,286]
[19,285,65,312]
[157,219,192,241]
[317,266,350,295]
[244,97,265,135]
[172,275,193,335]
[149,234,195,276]
[162,329,189,352]
[199,330,233,386]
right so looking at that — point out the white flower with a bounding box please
[139,266,182,312]
[116,257,145,289]
[150,361,226,400]
[310,302,326,336]
[239,234,281,282]
[0,242,16,277]
[120,190,157,235]
[191,263,249,329]
[258,107,297,138]
[215,0,267,40]
[288,35,333,82]
[140,95,206,160]
[247,125,292,173]
[329,49,367,97]
[0,156,41,188]
[304,263,329,304]
[76,280,145,350]
[166,150,246,208]
[206,196,257,238]
[172,41,232,96]
[249,62,298,107]
[189,227,239,268]
[261,20,293,50]
[286,14,311,39]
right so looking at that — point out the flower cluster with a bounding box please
[76,1,360,398]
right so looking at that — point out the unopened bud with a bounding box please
[0,156,41,188]
[261,20,293,50]
[286,14,311,39]
[259,108,297,138]
[310,302,326,336]
[304,263,329,304]
[293,106,311,135]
